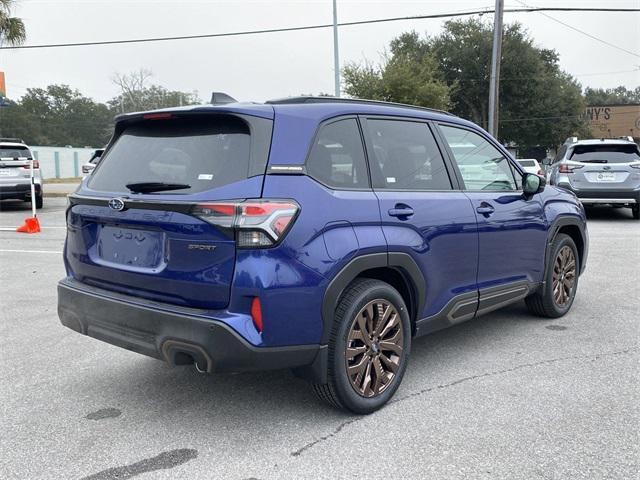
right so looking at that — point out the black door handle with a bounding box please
[388,204,414,218]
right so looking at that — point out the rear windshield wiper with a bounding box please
[125,182,191,193]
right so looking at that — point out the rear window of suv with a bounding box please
[569,144,640,164]
[89,115,270,194]
[0,145,32,159]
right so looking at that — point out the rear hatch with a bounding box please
[0,145,33,184]
[564,143,640,191]
[65,110,273,309]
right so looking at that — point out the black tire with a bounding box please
[632,205,639,220]
[525,233,579,318]
[35,195,43,209]
[312,278,411,414]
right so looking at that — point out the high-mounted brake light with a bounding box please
[143,112,173,120]
[192,200,299,248]
[559,164,583,174]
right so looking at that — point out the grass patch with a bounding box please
[44,177,82,184]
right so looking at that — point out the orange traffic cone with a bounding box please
[16,217,41,234]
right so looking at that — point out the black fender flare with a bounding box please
[320,252,425,345]
[293,252,425,384]
[545,216,587,275]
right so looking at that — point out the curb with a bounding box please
[44,192,72,198]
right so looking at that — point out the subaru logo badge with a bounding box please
[108,198,126,211]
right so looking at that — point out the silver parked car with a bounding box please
[0,139,44,209]
[81,148,105,176]
[545,137,640,219]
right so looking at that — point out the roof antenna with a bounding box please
[210,92,237,105]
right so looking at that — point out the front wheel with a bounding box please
[525,233,579,318]
[313,279,411,414]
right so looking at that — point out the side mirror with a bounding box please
[523,172,545,196]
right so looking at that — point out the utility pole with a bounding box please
[488,0,504,138]
[332,0,340,97]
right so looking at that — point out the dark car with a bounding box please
[58,97,588,413]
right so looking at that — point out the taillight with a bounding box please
[537,169,545,176]
[192,200,299,248]
[22,160,39,169]
[559,164,583,174]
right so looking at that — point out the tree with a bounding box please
[343,19,589,149]
[584,86,640,105]
[1,85,113,146]
[343,33,450,110]
[0,0,26,46]
[109,69,201,113]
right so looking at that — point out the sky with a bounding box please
[0,0,639,104]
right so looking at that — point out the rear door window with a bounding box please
[89,115,269,194]
[306,118,370,189]
[569,144,640,164]
[365,119,453,191]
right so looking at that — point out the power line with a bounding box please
[515,0,640,59]
[1,7,639,51]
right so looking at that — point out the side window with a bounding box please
[365,119,452,191]
[554,145,568,164]
[439,124,518,191]
[306,118,369,189]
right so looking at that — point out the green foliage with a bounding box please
[343,19,590,149]
[584,86,640,106]
[0,74,201,146]
[0,85,113,146]
[0,0,26,46]
[343,31,450,110]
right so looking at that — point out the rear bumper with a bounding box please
[556,183,640,205]
[0,182,41,200]
[57,278,321,374]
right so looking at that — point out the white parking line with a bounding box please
[0,249,62,254]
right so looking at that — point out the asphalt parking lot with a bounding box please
[0,198,638,480]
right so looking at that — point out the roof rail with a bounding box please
[0,137,25,144]
[265,96,453,116]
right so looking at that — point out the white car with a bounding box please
[516,158,544,176]
[81,148,105,176]
[0,138,44,208]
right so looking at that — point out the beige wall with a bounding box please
[585,104,640,139]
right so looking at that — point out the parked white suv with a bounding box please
[0,138,44,209]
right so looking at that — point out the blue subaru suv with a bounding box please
[58,97,588,413]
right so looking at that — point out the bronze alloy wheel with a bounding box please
[552,245,577,307]
[345,299,404,398]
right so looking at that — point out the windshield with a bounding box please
[518,160,536,167]
[0,146,32,159]
[89,116,258,194]
[569,144,640,164]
